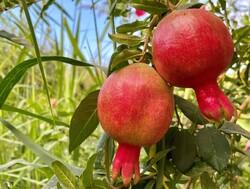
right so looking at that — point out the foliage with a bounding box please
[0,0,249,189]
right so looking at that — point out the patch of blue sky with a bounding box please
[1,0,249,68]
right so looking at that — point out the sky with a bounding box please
[45,0,249,66]
[1,0,249,67]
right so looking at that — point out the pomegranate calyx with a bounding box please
[194,81,234,122]
[112,143,141,186]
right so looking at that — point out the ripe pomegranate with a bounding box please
[135,9,146,17]
[97,63,174,186]
[152,9,234,122]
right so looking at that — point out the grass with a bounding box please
[0,1,107,188]
[0,0,249,188]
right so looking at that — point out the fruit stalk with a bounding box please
[112,143,141,186]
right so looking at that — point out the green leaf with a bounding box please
[220,122,250,140]
[52,160,79,189]
[130,0,169,15]
[196,128,231,171]
[57,182,63,189]
[145,179,156,189]
[0,56,93,109]
[80,152,100,188]
[2,104,69,127]
[108,45,129,75]
[171,130,196,172]
[0,30,32,47]
[218,0,226,10]
[111,49,142,69]
[142,147,174,174]
[176,2,204,10]
[233,26,250,46]
[165,127,179,146]
[40,0,55,16]
[69,90,100,153]
[116,20,149,33]
[0,118,83,189]
[108,33,144,46]
[0,118,58,165]
[0,159,45,171]
[165,181,178,189]
[200,172,219,189]
[185,162,214,177]
[174,95,208,124]
[92,179,109,189]
[64,18,86,61]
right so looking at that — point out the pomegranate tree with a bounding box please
[152,9,234,122]
[97,63,174,186]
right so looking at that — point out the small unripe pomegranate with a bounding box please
[152,9,234,122]
[97,63,174,186]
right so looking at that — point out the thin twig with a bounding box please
[164,0,175,11]
[184,177,192,189]
[230,95,250,123]
[138,15,158,63]
[175,105,184,128]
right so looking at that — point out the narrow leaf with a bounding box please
[145,179,156,189]
[0,30,32,47]
[142,148,174,174]
[111,49,142,69]
[197,128,231,171]
[0,159,45,171]
[171,130,196,172]
[175,95,208,124]
[92,180,109,189]
[219,0,226,10]
[52,160,79,189]
[108,45,129,75]
[69,90,100,153]
[108,33,144,46]
[130,0,169,15]
[220,122,250,139]
[2,104,69,127]
[40,0,55,16]
[0,118,83,189]
[64,18,86,61]
[57,183,63,189]
[0,118,58,165]
[116,20,149,33]
[80,152,100,188]
[177,2,204,10]
[0,56,93,108]
[233,26,250,46]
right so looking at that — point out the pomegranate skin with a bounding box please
[97,63,174,185]
[152,9,234,122]
[98,63,174,147]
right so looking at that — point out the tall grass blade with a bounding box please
[0,56,93,108]
[21,0,54,126]
[0,118,58,166]
[0,30,32,47]
[2,104,69,127]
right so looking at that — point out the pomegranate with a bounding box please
[135,9,146,17]
[152,9,234,122]
[97,63,174,186]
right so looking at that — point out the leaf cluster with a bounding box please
[0,0,249,188]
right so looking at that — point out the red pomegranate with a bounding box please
[97,63,174,186]
[135,9,146,17]
[152,9,234,122]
